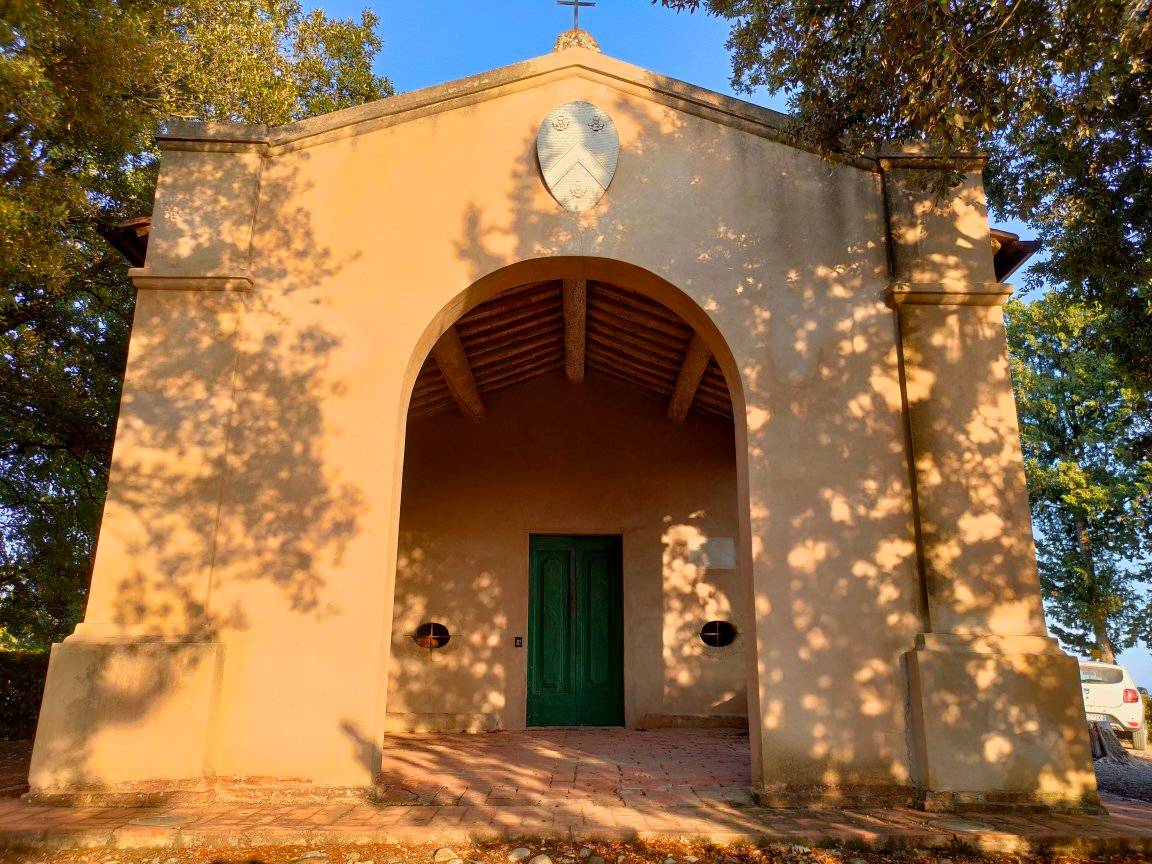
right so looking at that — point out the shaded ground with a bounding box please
[1095,746,1152,803]
[0,743,29,800]
[5,731,1148,806]
[0,838,1147,864]
[2,837,1151,864]
[0,736,1148,859]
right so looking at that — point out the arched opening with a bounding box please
[378,258,758,801]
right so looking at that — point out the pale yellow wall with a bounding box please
[389,372,744,731]
[37,52,921,789]
[29,47,1095,806]
[184,54,917,787]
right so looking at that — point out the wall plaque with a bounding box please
[536,101,619,213]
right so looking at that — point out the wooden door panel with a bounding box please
[575,541,624,725]
[585,553,612,686]
[528,535,623,727]
[538,552,570,689]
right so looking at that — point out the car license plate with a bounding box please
[1086,713,1107,722]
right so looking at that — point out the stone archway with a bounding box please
[378,256,762,785]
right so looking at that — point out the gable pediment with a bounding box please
[156,46,872,171]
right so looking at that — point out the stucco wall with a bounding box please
[34,47,1095,806]
[200,65,915,787]
[59,55,917,787]
[388,371,744,731]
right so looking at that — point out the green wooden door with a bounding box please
[527,535,624,726]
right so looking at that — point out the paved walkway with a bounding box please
[375,729,752,805]
[0,731,1148,853]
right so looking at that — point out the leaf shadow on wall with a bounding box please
[342,90,1101,807]
[33,148,364,788]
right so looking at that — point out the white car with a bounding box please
[1079,660,1147,750]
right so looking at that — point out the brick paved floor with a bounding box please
[0,731,1149,853]
[374,729,753,805]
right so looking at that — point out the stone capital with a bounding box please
[129,268,253,292]
[887,281,1013,307]
[876,144,987,174]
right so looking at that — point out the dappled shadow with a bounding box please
[372,728,752,806]
[30,50,1096,808]
[388,370,745,733]
[427,79,1095,808]
[30,140,363,791]
[436,92,918,800]
[91,147,361,636]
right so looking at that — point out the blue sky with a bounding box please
[329,1,772,110]
[317,0,1150,687]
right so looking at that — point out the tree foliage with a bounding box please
[0,0,391,647]
[1006,295,1152,661]
[659,0,1152,389]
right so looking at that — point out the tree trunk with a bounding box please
[1074,513,1116,663]
[1089,719,1131,764]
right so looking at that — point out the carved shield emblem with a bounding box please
[536,101,619,213]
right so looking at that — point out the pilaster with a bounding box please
[883,150,1098,810]
[29,138,262,794]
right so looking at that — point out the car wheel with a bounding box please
[1134,727,1148,751]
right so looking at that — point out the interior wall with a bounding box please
[388,371,743,731]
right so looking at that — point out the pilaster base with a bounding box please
[907,633,1100,812]
[24,778,374,807]
[28,629,223,794]
[753,784,916,809]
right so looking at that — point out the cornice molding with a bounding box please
[887,281,1012,307]
[129,268,253,292]
[877,149,987,173]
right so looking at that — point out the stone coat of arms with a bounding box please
[536,101,619,213]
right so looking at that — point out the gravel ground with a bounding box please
[1095,743,1152,803]
[0,839,1148,864]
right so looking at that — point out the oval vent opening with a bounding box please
[413,622,451,650]
[699,620,737,648]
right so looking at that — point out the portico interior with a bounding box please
[388,275,753,754]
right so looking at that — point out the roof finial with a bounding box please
[558,0,595,30]
[553,0,601,52]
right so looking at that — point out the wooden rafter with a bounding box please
[563,278,586,383]
[667,333,712,423]
[431,326,485,422]
[409,279,732,423]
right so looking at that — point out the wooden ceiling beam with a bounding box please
[588,293,692,338]
[469,330,562,370]
[459,287,560,324]
[588,337,681,375]
[480,357,565,394]
[474,346,564,383]
[592,282,686,325]
[411,280,737,424]
[461,316,562,353]
[587,359,675,401]
[694,390,732,411]
[586,319,685,364]
[564,278,586,383]
[667,333,712,423]
[587,332,686,372]
[431,326,485,422]
[411,377,445,398]
[409,394,457,417]
[457,301,561,338]
[588,350,678,390]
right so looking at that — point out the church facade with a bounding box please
[29,35,1098,810]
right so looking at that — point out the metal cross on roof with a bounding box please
[558,0,596,30]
